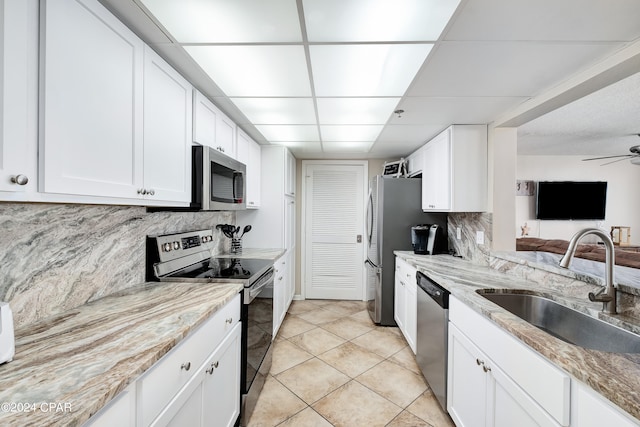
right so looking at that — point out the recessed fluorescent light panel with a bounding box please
[184,46,311,97]
[230,98,317,124]
[321,125,384,141]
[303,0,461,42]
[254,125,319,142]
[310,44,433,96]
[317,98,401,124]
[323,141,375,152]
[140,0,302,43]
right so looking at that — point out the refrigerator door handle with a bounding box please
[366,188,373,247]
[365,258,381,272]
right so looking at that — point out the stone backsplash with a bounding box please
[447,212,493,265]
[0,203,232,328]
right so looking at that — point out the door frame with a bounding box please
[300,160,369,301]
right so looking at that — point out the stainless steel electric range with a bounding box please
[146,229,274,426]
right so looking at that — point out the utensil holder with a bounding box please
[231,238,242,254]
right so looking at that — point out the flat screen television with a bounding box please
[536,181,607,220]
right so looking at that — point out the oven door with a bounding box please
[242,268,274,394]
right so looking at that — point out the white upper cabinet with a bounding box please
[142,46,192,203]
[0,0,38,196]
[39,0,145,199]
[193,90,216,148]
[285,149,296,196]
[422,124,487,212]
[406,145,425,177]
[236,128,261,208]
[193,89,236,158]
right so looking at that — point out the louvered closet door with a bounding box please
[305,164,365,300]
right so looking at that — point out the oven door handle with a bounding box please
[245,269,274,304]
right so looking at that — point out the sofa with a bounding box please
[516,237,640,269]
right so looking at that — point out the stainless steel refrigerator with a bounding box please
[365,176,448,326]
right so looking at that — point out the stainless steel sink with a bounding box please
[477,290,640,353]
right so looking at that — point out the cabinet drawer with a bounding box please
[396,258,416,286]
[450,296,570,426]
[138,293,240,425]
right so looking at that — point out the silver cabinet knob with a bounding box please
[148,189,155,196]
[10,175,29,185]
[181,362,191,371]
[137,188,147,195]
[225,317,233,324]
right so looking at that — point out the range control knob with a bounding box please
[173,241,180,250]
[162,242,172,252]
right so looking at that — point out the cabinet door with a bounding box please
[405,278,417,354]
[143,46,192,203]
[0,0,38,194]
[284,196,295,251]
[40,0,144,198]
[448,324,488,427]
[284,149,296,196]
[202,323,241,427]
[216,111,236,158]
[84,384,135,427]
[193,90,216,148]
[273,256,286,337]
[422,129,451,211]
[572,381,639,427]
[165,383,203,427]
[237,129,261,208]
[407,146,424,176]
[394,272,406,333]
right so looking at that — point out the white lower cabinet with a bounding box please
[273,252,293,337]
[448,296,570,427]
[571,381,639,427]
[394,257,417,354]
[82,294,241,427]
[159,323,241,427]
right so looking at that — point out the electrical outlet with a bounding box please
[476,231,485,245]
[456,227,462,240]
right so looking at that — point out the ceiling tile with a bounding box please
[375,124,446,144]
[320,125,384,141]
[254,125,319,141]
[303,0,460,42]
[392,96,528,125]
[140,0,301,43]
[316,98,401,124]
[408,41,623,97]
[185,46,311,97]
[444,0,640,42]
[230,98,316,124]
[310,44,433,96]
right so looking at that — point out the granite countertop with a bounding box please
[0,281,244,426]
[215,247,285,261]
[395,251,640,422]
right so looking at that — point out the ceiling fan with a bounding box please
[583,137,640,166]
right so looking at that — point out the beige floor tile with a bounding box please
[317,341,384,378]
[277,315,317,339]
[407,389,455,427]
[313,380,402,427]
[287,300,321,315]
[270,339,314,375]
[276,358,350,405]
[297,307,344,325]
[320,316,374,340]
[348,309,376,326]
[276,407,333,427]
[388,345,423,376]
[387,410,432,427]
[248,375,307,427]
[306,299,335,307]
[321,300,368,316]
[351,328,408,358]
[288,327,346,355]
[356,360,428,408]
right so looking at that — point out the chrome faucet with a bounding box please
[559,228,617,314]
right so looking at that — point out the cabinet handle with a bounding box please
[181,362,191,371]
[225,317,233,324]
[213,361,219,368]
[148,189,155,196]
[137,188,147,195]
[278,277,283,281]
[10,175,29,185]
[483,365,492,373]
[476,358,483,366]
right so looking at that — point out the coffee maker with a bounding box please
[411,224,447,255]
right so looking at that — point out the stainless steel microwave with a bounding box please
[192,145,246,210]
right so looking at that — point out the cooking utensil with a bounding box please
[240,225,252,238]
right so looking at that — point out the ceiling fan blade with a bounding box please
[600,156,636,166]
[582,154,634,161]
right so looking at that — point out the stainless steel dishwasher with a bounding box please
[416,271,450,412]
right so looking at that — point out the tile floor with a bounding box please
[247,299,455,427]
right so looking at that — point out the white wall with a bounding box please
[516,155,640,244]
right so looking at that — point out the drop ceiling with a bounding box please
[99,0,640,159]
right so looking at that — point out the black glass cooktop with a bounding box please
[166,257,273,282]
